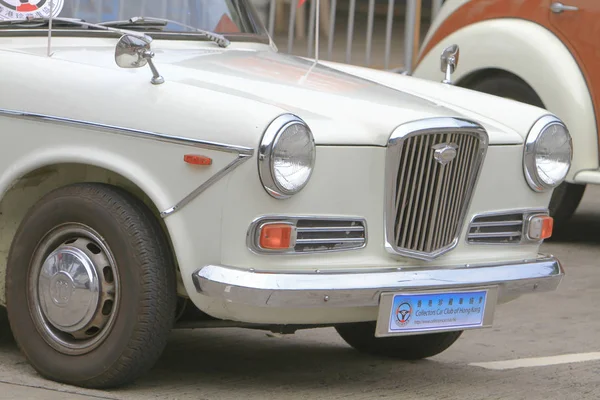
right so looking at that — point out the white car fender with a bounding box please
[0,126,241,300]
[413,18,599,181]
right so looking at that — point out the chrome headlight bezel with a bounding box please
[523,115,573,192]
[258,114,316,199]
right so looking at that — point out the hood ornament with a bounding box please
[432,143,459,165]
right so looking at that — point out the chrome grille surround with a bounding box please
[384,117,489,261]
[467,209,549,245]
[247,216,367,255]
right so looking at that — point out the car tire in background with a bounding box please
[5,183,177,389]
[463,72,586,229]
[335,322,462,359]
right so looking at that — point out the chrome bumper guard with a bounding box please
[192,255,563,308]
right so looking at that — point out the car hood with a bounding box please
[143,46,524,146]
[1,39,525,146]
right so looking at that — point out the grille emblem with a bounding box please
[432,143,459,165]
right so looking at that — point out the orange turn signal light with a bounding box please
[184,154,212,166]
[528,215,553,240]
[259,223,295,250]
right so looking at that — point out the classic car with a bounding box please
[412,0,596,229]
[0,0,570,390]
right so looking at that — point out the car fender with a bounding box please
[0,130,243,300]
[413,18,598,181]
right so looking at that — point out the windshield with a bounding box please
[0,0,268,36]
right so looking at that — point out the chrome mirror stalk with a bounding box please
[440,44,460,84]
[115,34,165,85]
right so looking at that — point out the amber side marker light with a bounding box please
[528,215,554,240]
[259,223,296,250]
[184,154,212,165]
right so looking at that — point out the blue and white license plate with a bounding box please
[375,288,496,337]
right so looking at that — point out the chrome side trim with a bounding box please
[384,117,489,261]
[0,108,253,154]
[191,254,563,308]
[160,153,252,217]
[0,108,254,217]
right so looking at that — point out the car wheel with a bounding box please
[5,182,177,389]
[335,322,462,359]
[466,73,585,226]
[548,181,586,229]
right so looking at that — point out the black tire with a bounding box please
[6,183,177,389]
[548,182,586,230]
[335,322,462,359]
[466,73,584,226]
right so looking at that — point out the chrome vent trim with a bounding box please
[247,216,367,255]
[467,209,548,245]
[384,117,489,261]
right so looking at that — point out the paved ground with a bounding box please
[1,186,599,399]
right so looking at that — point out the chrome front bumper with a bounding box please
[191,255,563,309]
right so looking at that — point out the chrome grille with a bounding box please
[385,118,488,260]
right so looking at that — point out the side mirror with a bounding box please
[115,34,164,85]
[440,44,460,84]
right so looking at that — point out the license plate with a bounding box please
[375,287,497,337]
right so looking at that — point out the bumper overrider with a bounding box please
[192,255,562,317]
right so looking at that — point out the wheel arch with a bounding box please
[413,18,600,180]
[0,163,185,306]
[456,68,544,106]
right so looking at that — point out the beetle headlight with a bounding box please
[259,114,316,199]
[523,115,572,192]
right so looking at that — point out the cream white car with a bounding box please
[0,0,570,390]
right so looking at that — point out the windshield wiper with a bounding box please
[0,17,87,29]
[100,17,230,48]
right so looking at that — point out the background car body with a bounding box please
[412,0,599,222]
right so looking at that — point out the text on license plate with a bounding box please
[387,290,488,334]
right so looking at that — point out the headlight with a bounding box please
[258,114,316,199]
[523,115,572,192]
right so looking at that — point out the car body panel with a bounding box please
[2,36,529,146]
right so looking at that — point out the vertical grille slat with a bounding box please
[443,134,473,245]
[394,136,418,244]
[417,150,440,251]
[455,137,479,238]
[405,134,431,249]
[439,134,462,246]
[432,133,456,250]
[386,124,486,259]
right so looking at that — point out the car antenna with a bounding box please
[47,0,54,57]
[314,0,320,63]
[297,0,320,85]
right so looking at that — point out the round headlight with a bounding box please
[523,115,572,192]
[259,114,316,199]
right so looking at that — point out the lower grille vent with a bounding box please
[467,213,524,244]
[295,219,366,252]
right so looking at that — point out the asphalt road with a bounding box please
[1,186,599,400]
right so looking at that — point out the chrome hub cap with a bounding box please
[29,224,120,355]
[38,246,100,333]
